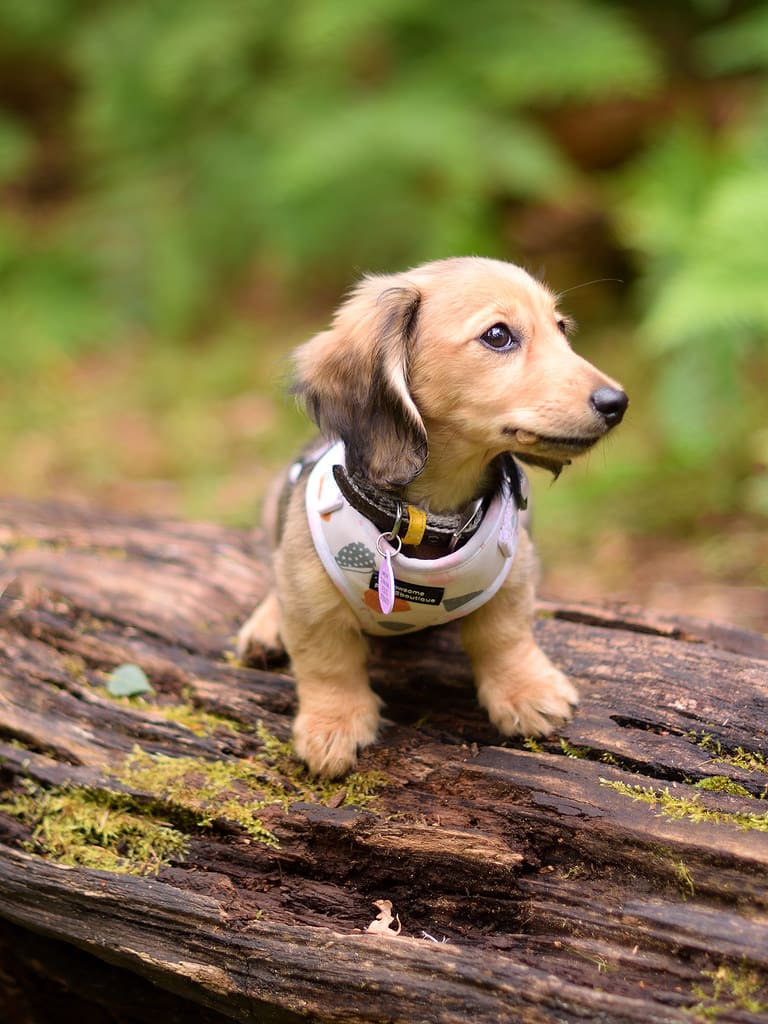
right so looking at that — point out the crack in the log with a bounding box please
[609,715,687,737]
[546,607,686,640]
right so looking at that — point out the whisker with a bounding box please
[556,278,624,299]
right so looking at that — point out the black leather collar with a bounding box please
[332,454,527,550]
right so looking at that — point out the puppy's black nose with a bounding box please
[590,386,628,427]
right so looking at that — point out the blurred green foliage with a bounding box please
[0,0,766,532]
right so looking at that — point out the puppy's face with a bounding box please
[406,258,626,471]
[295,257,627,489]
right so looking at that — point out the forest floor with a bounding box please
[543,528,768,635]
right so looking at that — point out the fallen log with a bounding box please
[1,498,767,1023]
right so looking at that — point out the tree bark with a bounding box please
[1,498,767,1023]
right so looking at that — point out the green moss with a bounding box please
[688,962,768,1020]
[561,863,587,880]
[694,735,768,776]
[252,723,387,808]
[559,739,590,759]
[111,724,387,847]
[0,782,187,875]
[557,739,624,764]
[694,776,751,797]
[601,779,768,832]
[62,655,88,684]
[2,537,126,560]
[103,687,243,738]
[561,945,614,974]
[0,535,40,553]
[167,704,243,737]
[115,749,282,845]
[599,752,620,766]
[1,724,388,876]
[1,738,33,754]
[674,859,695,899]
[150,701,243,737]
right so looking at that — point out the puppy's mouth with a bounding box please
[504,426,602,455]
[502,426,603,474]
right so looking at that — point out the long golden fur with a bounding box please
[238,257,627,776]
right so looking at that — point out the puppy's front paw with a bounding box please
[478,663,578,738]
[237,592,286,666]
[293,697,381,778]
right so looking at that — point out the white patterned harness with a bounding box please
[305,442,522,636]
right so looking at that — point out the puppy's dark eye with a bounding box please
[480,323,520,352]
[557,316,575,336]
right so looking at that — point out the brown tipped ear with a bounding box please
[294,278,427,489]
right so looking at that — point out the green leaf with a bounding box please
[107,664,154,698]
[696,7,768,73]
[445,0,660,103]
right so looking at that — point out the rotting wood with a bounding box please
[1,497,767,1024]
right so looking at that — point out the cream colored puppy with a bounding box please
[239,257,628,776]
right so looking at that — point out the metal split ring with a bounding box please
[376,531,403,557]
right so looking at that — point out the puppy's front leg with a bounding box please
[275,519,380,777]
[460,530,578,737]
[283,607,380,777]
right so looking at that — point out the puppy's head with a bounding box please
[294,257,627,488]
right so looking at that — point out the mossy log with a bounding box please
[1,498,768,1024]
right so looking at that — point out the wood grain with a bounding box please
[1,498,767,1023]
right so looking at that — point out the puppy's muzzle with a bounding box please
[590,386,629,429]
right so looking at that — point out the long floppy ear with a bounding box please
[293,276,427,489]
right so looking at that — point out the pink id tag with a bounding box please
[498,503,519,559]
[378,544,396,614]
[376,534,400,615]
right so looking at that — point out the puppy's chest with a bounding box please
[304,442,521,637]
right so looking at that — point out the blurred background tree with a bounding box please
[0,0,766,627]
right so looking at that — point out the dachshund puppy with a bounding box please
[238,257,628,776]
